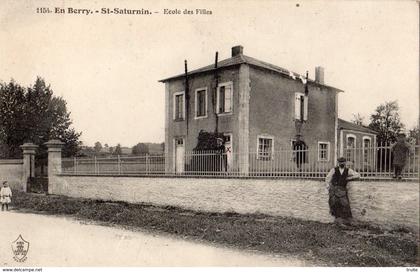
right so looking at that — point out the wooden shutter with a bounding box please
[294,93,301,120]
[303,95,308,121]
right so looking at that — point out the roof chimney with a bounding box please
[315,66,324,84]
[232,45,244,57]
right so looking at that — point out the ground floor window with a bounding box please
[346,134,356,162]
[318,141,330,161]
[257,136,274,160]
[363,137,372,164]
[292,138,308,168]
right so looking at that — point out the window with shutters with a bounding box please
[173,92,185,121]
[217,82,233,114]
[294,92,308,121]
[195,88,207,119]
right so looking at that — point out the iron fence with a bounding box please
[61,145,419,180]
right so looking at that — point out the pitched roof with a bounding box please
[159,54,343,92]
[338,118,377,135]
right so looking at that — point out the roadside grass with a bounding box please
[11,191,419,267]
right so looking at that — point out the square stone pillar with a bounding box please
[20,143,38,192]
[45,140,64,194]
[164,82,171,173]
[238,64,250,175]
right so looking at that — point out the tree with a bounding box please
[0,80,25,158]
[132,143,149,155]
[351,113,365,126]
[193,130,225,151]
[113,144,122,155]
[47,96,81,158]
[188,130,226,172]
[368,101,405,145]
[0,77,81,159]
[408,125,419,145]
[94,142,102,153]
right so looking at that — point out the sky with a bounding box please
[0,0,418,147]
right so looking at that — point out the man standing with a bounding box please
[325,157,360,225]
[391,133,411,179]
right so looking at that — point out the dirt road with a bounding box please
[0,211,316,266]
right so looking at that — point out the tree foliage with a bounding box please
[94,141,102,153]
[0,78,81,158]
[113,144,122,155]
[368,101,404,144]
[132,143,149,155]
[193,130,225,151]
[408,125,419,145]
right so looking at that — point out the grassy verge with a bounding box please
[11,191,419,266]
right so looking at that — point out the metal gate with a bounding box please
[27,154,48,193]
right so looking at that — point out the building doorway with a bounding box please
[224,134,233,172]
[174,138,185,173]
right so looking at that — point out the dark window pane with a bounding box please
[219,87,225,113]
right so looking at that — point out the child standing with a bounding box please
[1,181,12,211]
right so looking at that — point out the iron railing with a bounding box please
[61,145,419,180]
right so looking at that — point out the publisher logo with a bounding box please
[11,235,29,262]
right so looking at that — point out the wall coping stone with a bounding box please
[0,159,23,164]
[45,139,65,149]
[20,143,38,155]
[56,174,419,183]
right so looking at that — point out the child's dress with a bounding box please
[0,186,12,204]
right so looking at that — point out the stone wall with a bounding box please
[0,160,23,190]
[51,175,419,231]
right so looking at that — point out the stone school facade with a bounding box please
[160,45,376,173]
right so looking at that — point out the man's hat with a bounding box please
[337,157,346,163]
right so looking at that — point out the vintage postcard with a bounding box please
[0,0,419,270]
